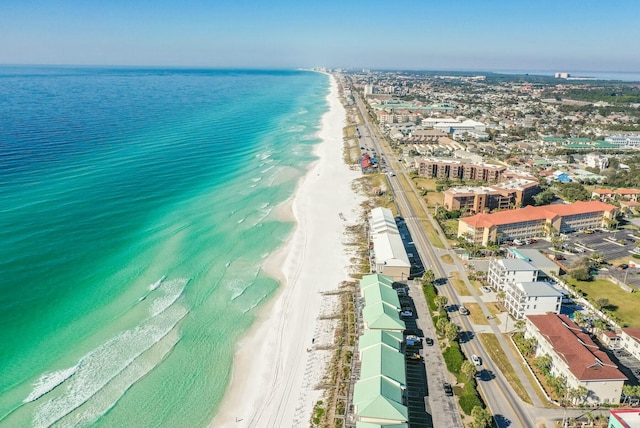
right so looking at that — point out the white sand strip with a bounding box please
[211,74,363,427]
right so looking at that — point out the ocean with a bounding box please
[0,67,329,427]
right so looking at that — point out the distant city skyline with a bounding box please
[1,0,639,71]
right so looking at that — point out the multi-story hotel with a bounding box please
[458,201,617,245]
[417,158,506,183]
[443,178,540,214]
[525,314,626,405]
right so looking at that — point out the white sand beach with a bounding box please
[211,74,364,427]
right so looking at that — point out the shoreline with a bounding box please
[211,73,363,427]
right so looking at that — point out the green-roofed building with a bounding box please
[356,422,408,428]
[360,343,406,386]
[358,330,403,354]
[360,274,395,290]
[363,283,400,309]
[353,376,408,424]
[542,137,567,143]
[362,301,406,331]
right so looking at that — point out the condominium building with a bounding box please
[605,135,640,148]
[368,208,410,281]
[417,158,506,183]
[592,188,640,202]
[584,152,609,169]
[443,178,540,214]
[620,328,640,361]
[525,314,627,405]
[458,201,617,245]
[487,258,539,292]
[503,281,562,319]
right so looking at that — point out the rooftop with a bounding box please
[495,258,538,272]
[516,281,562,297]
[461,201,616,229]
[527,314,627,381]
[609,409,640,428]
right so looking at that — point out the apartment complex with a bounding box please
[503,281,562,319]
[592,188,640,202]
[487,258,539,291]
[525,314,627,405]
[368,208,410,280]
[620,328,640,361]
[417,158,506,183]
[458,201,617,245]
[443,178,540,214]
[354,274,408,424]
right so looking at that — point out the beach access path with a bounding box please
[211,74,364,427]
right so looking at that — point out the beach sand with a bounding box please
[211,74,363,427]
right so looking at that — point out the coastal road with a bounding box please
[352,89,537,428]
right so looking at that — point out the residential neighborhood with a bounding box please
[334,69,640,428]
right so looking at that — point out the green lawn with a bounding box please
[477,333,533,405]
[565,276,640,327]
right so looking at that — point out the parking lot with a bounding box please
[608,348,640,388]
[503,229,640,288]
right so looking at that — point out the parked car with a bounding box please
[425,337,434,346]
[618,264,629,271]
[400,309,413,318]
[471,354,482,366]
[481,286,492,293]
[443,382,454,396]
[407,352,422,362]
[405,335,422,346]
[554,254,566,261]
[530,238,538,243]
[459,306,470,315]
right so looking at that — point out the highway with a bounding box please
[352,89,537,428]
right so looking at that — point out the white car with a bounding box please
[471,354,482,366]
[459,306,470,315]
[481,286,491,293]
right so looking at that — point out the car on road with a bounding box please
[425,337,434,346]
[471,354,482,366]
[480,286,491,293]
[459,306,470,315]
[443,382,454,396]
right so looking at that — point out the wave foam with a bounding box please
[24,366,79,403]
[33,304,188,428]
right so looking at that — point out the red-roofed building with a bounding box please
[525,314,627,404]
[592,188,640,202]
[458,201,617,245]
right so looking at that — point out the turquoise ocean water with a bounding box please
[0,67,328,427]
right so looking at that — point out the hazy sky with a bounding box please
[1,0,639,71]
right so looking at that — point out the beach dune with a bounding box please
[211,74,363,427]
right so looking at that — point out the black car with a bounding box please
[443,382,454,396]
[425,337,434,346]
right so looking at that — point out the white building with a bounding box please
[368,208,410,281]
[487,258,539,291]
[525,314,627,405]
[605,135,640,148]
[620,328,640,360]
[584,152,609,170]
[434,119,486,134]
[504,281,562,319]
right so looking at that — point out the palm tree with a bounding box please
[470,406,492,428]
[434,295,448,312]
[461,360,477,381]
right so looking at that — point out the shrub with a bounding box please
[423,282,438,312]
[459,379,484,415]
[443,342,464,376]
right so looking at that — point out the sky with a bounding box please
[1,0,639,71]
